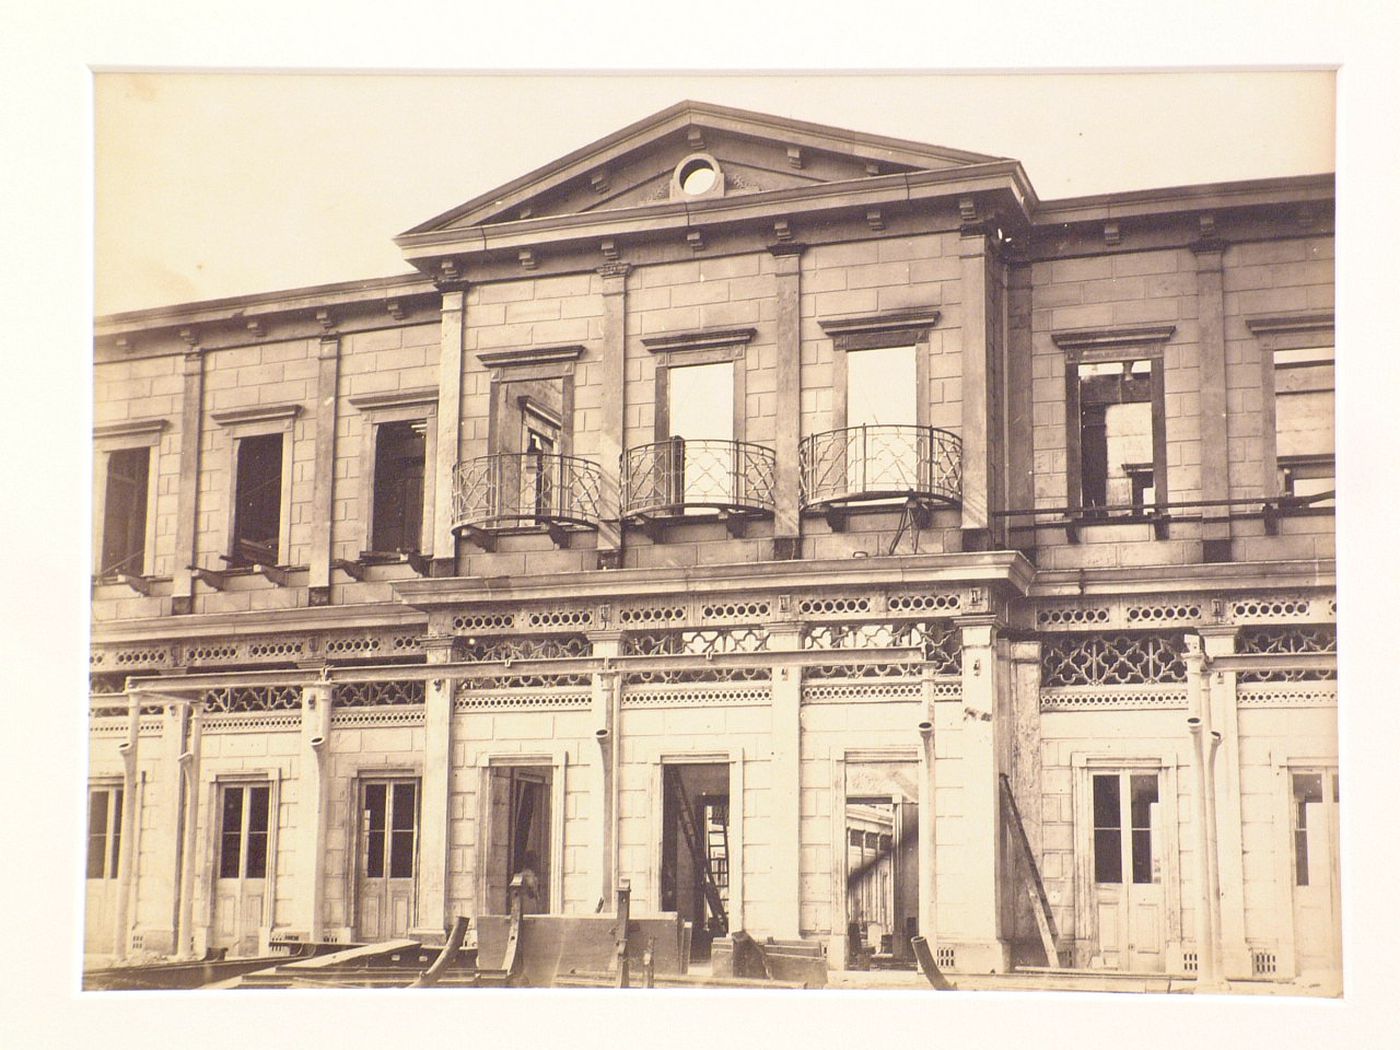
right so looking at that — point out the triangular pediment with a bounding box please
[402,101,1008,235]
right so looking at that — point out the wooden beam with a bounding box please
[999,774,1062,968]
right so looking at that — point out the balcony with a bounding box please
[621,438,776,537]
[453,452,604,549]
[799,424,962,526]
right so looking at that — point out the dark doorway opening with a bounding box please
[661,763,730,961]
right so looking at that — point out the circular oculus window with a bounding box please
[671,153,724,200]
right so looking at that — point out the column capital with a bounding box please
[596,262,632,284]
[419,633,462,663]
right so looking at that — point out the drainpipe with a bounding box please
[112,691,140,961]
[918,709,937,945]
[306,686,332,943]
[175,703,202,960]
[1204,727,1225,985]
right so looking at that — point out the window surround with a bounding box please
[644,327,754,444]
[348,388,438,558]
[211,404,301,568]
[818,308,940,431]
[92,418,167,578]
[1245,311,1335,502]
[197,770,282,940]
[476,344,582,459]
[1053,323,1175,520]
[473,748,569,918]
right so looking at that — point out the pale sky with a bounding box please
[94,71,1335,315]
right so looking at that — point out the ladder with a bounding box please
[704,799,730,900]
[665,769,729,932]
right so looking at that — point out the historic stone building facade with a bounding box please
[88,102,1338,989]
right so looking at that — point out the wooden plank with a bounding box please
[999,774,1062,968]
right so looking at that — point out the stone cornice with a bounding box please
[89,602,429,645]
[818,309,942,338]
[210,404,303,428]
[1245,310,1335,335]
[348,387,440,412]
[642,327,756,354]
[1051,323,1177,358]
[93,418,169,441]
[476,344,586,370]
[390,550,1037,609]
[1027,559,1336,599]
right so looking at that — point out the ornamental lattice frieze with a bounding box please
[1040,632,1188,687]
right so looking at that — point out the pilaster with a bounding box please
[596,265,630,562]
[1193,243,1231,560]
[431,286,467,576]
[308,334,341,601]
[767,622,804,938]
[171,348,205,614]
[769,245,804,553]
[142,700,187,954]
[934,615,1011,971]
[958,230,995,547]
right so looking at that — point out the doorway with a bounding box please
[355,778,419,942]
[484,766,553,915]
[1289,768,1341,977]
[661,763,730,959]
[1089,770,1165,971]
[212,781,271,956]
[84,784,124,955]
[842,761,919,970]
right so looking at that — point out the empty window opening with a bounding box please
[218,783,270,880]
[1274,346,1334,505]
[1292,772,1324,887]
[485,767,552,914]
[100,447,149,576]
[666,362,735,509]
[371,420,426,552]
[661,763,730,959]
[86,786,123,880]
[1077,359,1157,515]
[846,345,919,496]
[231,433,283,566]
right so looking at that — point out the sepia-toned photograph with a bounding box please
[83,68,1341,1000]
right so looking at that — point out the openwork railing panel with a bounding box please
[623,666,771,686]
[1040,632,1187,687]
[453,452,604,530]
[1238,625,1337,682]
[799,424,962,508]
[622,438,776,516]
[461,635,592,661]
[803,620,961,675]
[333,680,426,708]
[623,627,768,656]
[202,685,303,714]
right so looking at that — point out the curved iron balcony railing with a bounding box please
[799,424,962,510]
[452,452,604,532]
[621,438,776,518]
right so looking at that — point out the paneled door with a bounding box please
[212,782,270,957]
[1090,770,1165,971]
[356,779,419,942]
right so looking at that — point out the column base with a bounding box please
[934,938,1011,974]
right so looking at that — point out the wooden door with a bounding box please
[356,779,419,941]
[1091,771,1165,971]
[212,783,270,957]
[1290,769,1341,976]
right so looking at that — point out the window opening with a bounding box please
[486,767,551,914]
[231,433,283,566]
[1077,360,1156,516]
[1274,346,1334,505]
[1293,772,1324,887]
[667,361,734,508]
[86,786,123,880]
[521,402,560,520]
[371,420,426,552]
[1092,774,1123,884]
[100,447,150,576]
[218,784,270,880]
